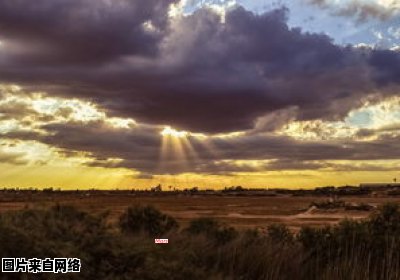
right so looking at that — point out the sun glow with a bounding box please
[161,126,188,138]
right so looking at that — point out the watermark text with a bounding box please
[2,258,81,273]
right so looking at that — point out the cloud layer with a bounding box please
[1,86,399,176]
[0,1,399,180]
[0,0,399,134]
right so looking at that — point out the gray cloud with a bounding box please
[369,49,400,85]
[0,2,399,133]
[0,0,176,65]
[2,116,400,175]
[0,149,28,165]
[307,0,400,22]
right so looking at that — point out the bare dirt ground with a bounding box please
[1,192,400,231]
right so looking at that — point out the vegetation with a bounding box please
[310,199,346,209]
[311,199,375,211]
[344,202,375,211]
[119,205,178,237]
[1,203,400,279]
[186,217,238,245]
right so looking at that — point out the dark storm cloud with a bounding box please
[0,0,176,64]
[0,1,399,134]
[41,121,162,164]
[369,49,400,85]
[209,133,400,162]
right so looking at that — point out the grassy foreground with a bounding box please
[1,203,400,279]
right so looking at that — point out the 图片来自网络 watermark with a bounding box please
[2,258,81,273]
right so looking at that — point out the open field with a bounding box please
[2,192,400,279]
[2,191,400,231]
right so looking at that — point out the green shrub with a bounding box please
[369,203,400,235]
[119,205,178,237]
[267,224,294,243]
[214,226,238,245]
[186,217,220,235]
[186,217,238,245]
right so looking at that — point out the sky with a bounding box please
[0,0,399,190]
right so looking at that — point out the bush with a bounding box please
[310,199,345,209]
[369,203,400,235]
[186,217,238,245]
[119,205,178,237]
[296,203,400,279]
[267,224,294,243]
[186,217,220,235]
[214,226,238,245]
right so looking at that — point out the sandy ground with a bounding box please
[1,192,399,231]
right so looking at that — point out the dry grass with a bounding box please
[1,202,400,279]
